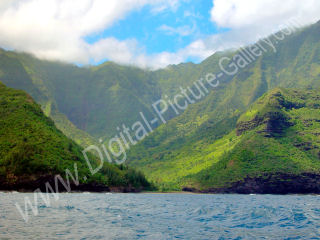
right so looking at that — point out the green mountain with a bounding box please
[126,21,320,191]
[2,21,318,146]
[0,46,224,146]
[188,88,320,193]
[129,88,320,193]
[0,21,319,193]
[0,49,97,147]
[0,82,151,192]
[0,50,163,144]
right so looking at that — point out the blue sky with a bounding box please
[0,0,319,69]
[85,0,227,63]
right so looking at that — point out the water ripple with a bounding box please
[0,193,320,239]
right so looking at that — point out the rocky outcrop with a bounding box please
[236,116,263,136]
[183,173,320,194]
[0,175,143,193]
[236,90,300,137]
[236,111,292,137]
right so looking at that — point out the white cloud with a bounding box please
[170,0,320,69]
[151,0,180,13]
[158,24,196,37]
[208,0,320,48]
[0,0,181,67]
[89,38,140,65]
[211,0,320,30]
[0,0,319,69]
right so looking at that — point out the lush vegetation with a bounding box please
[190,88,320,189]
[128,88,320,190]
[0,51,162,143]
[1,22,319,146]
[0,21,320,191]
[0,82,152,190]
[127,21,320,190]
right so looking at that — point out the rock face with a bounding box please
[0,175,109,192]
[0,175,144,193]
[236,91,294,137]
[205,173,320,194]
[184,173,320,194]
[236,116,263,136]
[236,112,293,137]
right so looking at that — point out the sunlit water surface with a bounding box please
[1,193,320,239]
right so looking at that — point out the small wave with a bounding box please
[65,206,75,210]
[39,205,49,209]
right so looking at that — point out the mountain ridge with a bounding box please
[127,21,320,191]
[0,81,152,192]
[1,21,320,193]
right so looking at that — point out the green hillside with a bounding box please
[1,21,319,147]
[192,88,320,193]
[0,21,319,193]
[0,82,152,191]
[0,49,97,147]
[128,88,320,193]
[0,50,162,143]
[127,21,320,191]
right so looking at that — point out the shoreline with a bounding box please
[2,172,320,195]
[1,190,320,196]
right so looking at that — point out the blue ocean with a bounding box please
[1,193,320,239]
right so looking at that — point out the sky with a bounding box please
[0,0,319,69]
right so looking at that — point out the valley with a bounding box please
[1,21,320,193]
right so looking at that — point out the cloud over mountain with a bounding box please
[0,0,319,69]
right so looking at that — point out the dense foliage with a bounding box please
[127,21,320,190]
[190,88,320,189]
[0,21,319,191]
[0,82,152,190]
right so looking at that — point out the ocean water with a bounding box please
[0,193,320,239]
